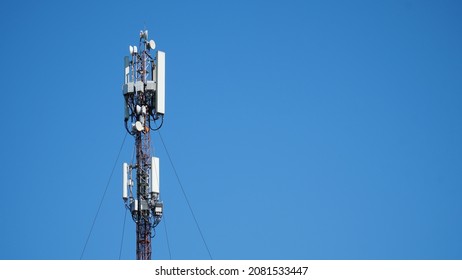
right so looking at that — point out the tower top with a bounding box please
[123,30,165,135]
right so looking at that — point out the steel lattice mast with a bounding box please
[122,30,165,260]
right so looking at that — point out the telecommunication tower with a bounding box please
[122,30,166,260]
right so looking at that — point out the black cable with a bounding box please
[162,213,172,260]
[119,207,128,259]
[152,227,156,238]
[157,131,213,260]
[149,114,164,131]
[124,121,135,135]
[80,132,128,259]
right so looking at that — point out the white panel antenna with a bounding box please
[122,163,128,200]
[124,56,130,84]
[150,157,160,194]
[156,51,165,115]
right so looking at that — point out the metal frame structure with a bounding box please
[122,30,165,260]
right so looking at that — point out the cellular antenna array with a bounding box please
[122,30,166,260]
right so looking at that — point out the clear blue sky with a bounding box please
[0,0,461,260]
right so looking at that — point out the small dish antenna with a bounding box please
[135,121,144,132]
[148,40,156,50]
